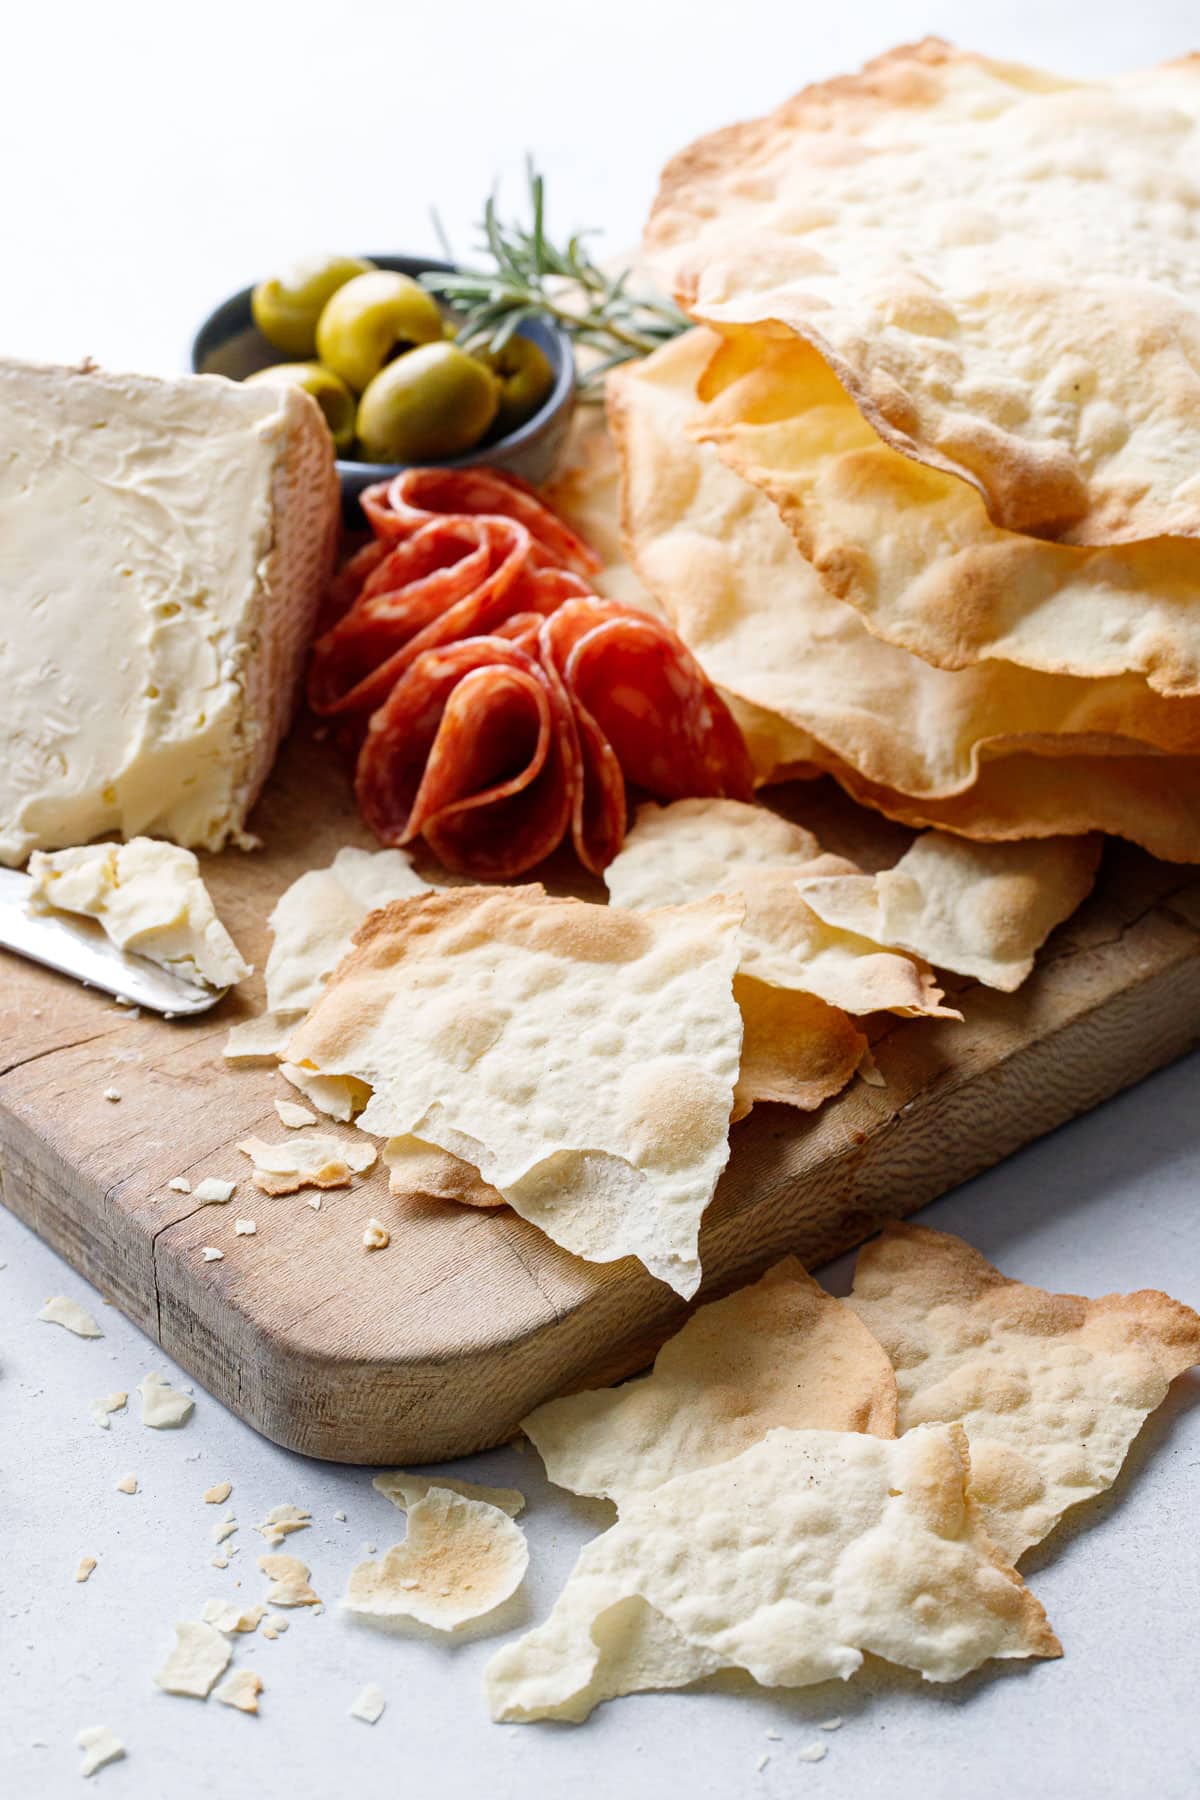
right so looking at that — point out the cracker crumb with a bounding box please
[138,1372,193,1429]
[89,1391,128,1430]
[103,1087,121,1103]
[765,1730,781,1741]
[333,1511,346,1522]
[116,1474,137,1495]
[201,1247,223,1262]
[154,1619,231,1698]
[254,1504,311,1548]
[260,1615,289,1640]
[211,1554,229,1569]
[350,1683,386,1724]
[76,1725,125,1778]
[38,1296,103,1338]
[194,1177,236,1205]
[362,1219,390,1251]
[214,1669,263,1714]
[234,1218,256,1236]
[212,1516,238,1545]
[204,1482,233,1506]
[275,1098,317,1130]
[168,1176,192,1194]
[798,1744,828,1763]
[74,1555,97,1584]
[819,1717,843,1731]
[756,1753,770,1773]
[257,1554,320,1607]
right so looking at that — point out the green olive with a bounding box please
[244,361,357,453]
[251,255,375,358]
[474,335,556,438]
[356,343,500,463]
[315,270,445,392]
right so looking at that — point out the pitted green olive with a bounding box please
[474,335,556,438]
[356,343,500,463]
[251,255,375,358]
[245,361,357,454]
[315,271,445,393]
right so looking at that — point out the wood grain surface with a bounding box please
[2,722,1199,1464]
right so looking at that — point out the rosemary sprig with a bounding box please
[422,162,689,395]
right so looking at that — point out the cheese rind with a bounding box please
[0,357,338,864]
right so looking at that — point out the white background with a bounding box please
[2,2,1199,1795]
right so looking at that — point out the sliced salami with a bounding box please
[539,599,755,807]
[355,637,579,879]
[360,467,600,575]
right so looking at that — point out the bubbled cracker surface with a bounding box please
[609,333,1200,860]
[485,1423,1058,1722]
[524,1257,897,1508]
[286,885,746,1297]
[343,1487,529,1631]
[849,1223,1200,1562]
[646,39,1200,547]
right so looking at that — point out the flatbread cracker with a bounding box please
[524,1257,896,1507]
[236,1132,376,1195]
[849,1224,1200,1561]
[485,1423,1059,1722]
[343,1486,529,1631]
[374,1470,526,1519]
[794,833,1101,992]
[694,327,1200,698]
[286,885,745,1297]
[733,977,865,1119]
[606,799,955,1018]
[611,330,1200,861]
[646,39,1200,547]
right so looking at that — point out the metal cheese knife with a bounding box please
[0,868,225,1016]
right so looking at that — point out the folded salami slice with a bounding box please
[540,599,756,810]
[355,637,580,879]
[309,516,536,719]
[360,468,600,576]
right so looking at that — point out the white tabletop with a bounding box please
[2,3,1199,1795]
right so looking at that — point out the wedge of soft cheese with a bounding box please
[29,838,250,988]
[0,357,339,864]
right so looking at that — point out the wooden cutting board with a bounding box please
[3,721,1199,1465]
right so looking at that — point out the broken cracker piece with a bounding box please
[254,1505,311,1548]
[212,1516,238,1545]
[373,1471,526,1520]
[524,1257,896,1508]
[849,1223,1200,1561]
[362,1219,390,1251]
[38,1295,102,1338]
[484,1423,1059,1723]
[260,1616,288,1640]
[137,1372,194,1430]
[76,1725,125,1778]
[201,1247,224,1263]
[350,1683,386,1724]
[203,1482,233,1506]
[201,1598,265,1635]
[257,1554,320,1608]
[90,1391,127,1429]
[234,1218,257,1236]
[75,1555,97,1584]
[168,1176,192,1194]
[116,1475,138,1495]
[343,1487,528,1632]
[154,1619,231,1698]
[236,1132,376,1196]
[193,1177,236,1204]
[214,1669,263,1714]
[275,1097,317,1129]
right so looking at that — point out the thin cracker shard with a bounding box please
[792,833,1100,993]
[485,1423,1059,1723]
[137,1371,194,1429]
[76,1726,125,1778]
[605,800,957,1020]
[193,1177,236,1204]
[349,1683,386,1724]
[203,1481,232,1505]
[373,1470,526,1519]
[286,885,746,1298]
[38,1295,102,1337]
[253,1504,311,1547]
[848,1223,1200,1562]
[201,1599,265,1635]
[524,1256,896,1508]
[257,1553,321,1607]
[153,1619,232,1698]
[214,1670,263,1714]
[236,1132,376,1196]
[384,1136,506,1209]
[275,1097,317,1129]
[733,975,865,1118]
[89,1391,127,1429]
[342,1486,529,1631]
[75,1555,97,1584]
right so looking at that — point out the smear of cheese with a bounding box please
[29,838,250,988]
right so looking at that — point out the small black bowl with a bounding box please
[191,254,577,521]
